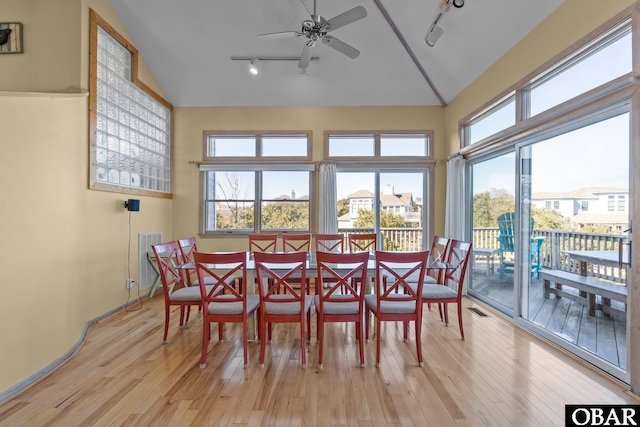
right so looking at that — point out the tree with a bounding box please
[352,209,409,228]
[261,201,309,230]
[337,198,349,217]
[472,188,515,228]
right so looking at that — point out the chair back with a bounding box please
[282,233,312,252]
[375,250,428,304]
[314,233,345,253]
[348,233,377,252]
[177,237,198,286]
[497,212,535,252]
[254,251,307,304]
[442,240,473,297]
[427,236,451,281]
[193,251,247,302]
[316,251,369,305]
[249,233,279,253]
[177,237,197,263]
[151,242,184,300]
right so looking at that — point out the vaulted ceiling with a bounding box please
[108,0,565,107]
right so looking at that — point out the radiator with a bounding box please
[138,232,162,290]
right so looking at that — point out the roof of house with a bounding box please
[532,187,628,200]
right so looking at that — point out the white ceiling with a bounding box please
[108,0,565,107]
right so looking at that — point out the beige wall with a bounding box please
[0,0,171,394]
[172,106,447,252]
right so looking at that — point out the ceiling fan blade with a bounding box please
[257,31,299,40]
[298,41,314,69]
[321,36,360,59]
[326,6,367,32]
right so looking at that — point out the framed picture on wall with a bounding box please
[0,22,23,54]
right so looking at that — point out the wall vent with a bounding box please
[138,232,162,291]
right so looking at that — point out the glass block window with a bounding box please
[90,11,173,195]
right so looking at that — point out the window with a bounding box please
[89,10,173,196]
[545,201,551,208]
[618,195,625,211]
[200,132,313,234]
[464,96,516,145]
[461,20,632,148]
[326,132,432,159]
[525,21,631,118]
[608,195,615,211]
[581,201,589,211]
[328,132,433,251]
[553,201,560,209]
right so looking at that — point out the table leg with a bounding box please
[578,261,587,298]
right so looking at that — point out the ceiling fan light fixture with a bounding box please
[452,0,464,8]
[248,58,260,75]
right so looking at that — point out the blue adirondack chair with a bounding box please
[496,212,544,278]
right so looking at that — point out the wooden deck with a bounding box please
[470,267,627,370]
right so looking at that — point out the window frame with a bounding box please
[199,131,315,236]
[88,10,174,198]
[458,12,634,155]
[324,130,433,160]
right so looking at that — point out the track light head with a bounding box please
[248,58,259,75]
[425,26,444,47]
[452,0,464,7]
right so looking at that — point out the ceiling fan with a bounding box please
[257,0,367,69]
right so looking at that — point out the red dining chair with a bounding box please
[254,251,313,368]
[348,233,377,252]
[249,233,279,253]
[315,251,369,368]
[365,250,428,367]
[152,242,211,344]
[282,233,312,252]
[315,233,345,253]
[194,251,259,368]
[421,240,472,339]
[177,237,222,290]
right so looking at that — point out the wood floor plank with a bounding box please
[0,295,637,427]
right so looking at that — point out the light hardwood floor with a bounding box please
[0,295,637,426]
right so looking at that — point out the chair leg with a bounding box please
[357,320,365,368]
[457,303,465,340]
[443,303,449,325]
[416,315,424,367]
[365,309,370,342]
[437,303,444,321]
[179,306,185,328]
[375,318,381,368]
[317,315,324,368]
[185,306,191,324]
[403,321,408,342]
[300,314,307,369]
[200,319,209,369]
[306,310,311,344]
[242,319,249,368]
[163,305,170,344]
[259,315,267,368]
[218,322,224,341]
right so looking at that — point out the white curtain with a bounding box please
[318,161,338,234]
[445,155,466,240]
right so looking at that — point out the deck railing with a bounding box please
[337,227,625,282]
[472,227,626,283]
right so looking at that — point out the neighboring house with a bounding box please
[339,185,417,229]
[531,187,629,230]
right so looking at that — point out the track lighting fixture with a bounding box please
[425,0,464,47]
[248,58,260,75]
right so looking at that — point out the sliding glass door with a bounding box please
[468,152,516,315]
[516,110,630,379]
